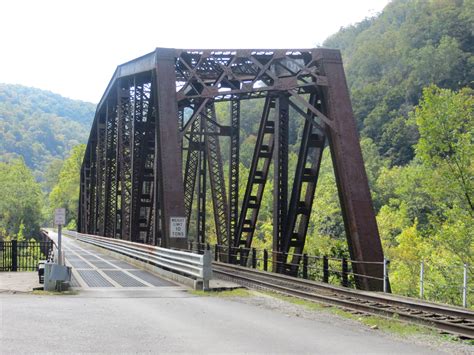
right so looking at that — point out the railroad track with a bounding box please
[65,231,474,339]
[213,262,474,339]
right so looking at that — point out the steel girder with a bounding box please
[204,104,229,247]
[228,100,240,246]
[236,96,275,250]
[79,48,385,290]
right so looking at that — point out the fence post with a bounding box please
[420,260,424,299]
[463,263,468,308]
[239,247,244,266]
[341,257,348,287]
[383,258,389,293]
[214,244,218,262]
[202,249,212,291]
[280,252,287,274]
[303,254,308,279]
[11,240,17,272]
[251,248,257,269]
[323,256,329,283]
[263,249,268,271]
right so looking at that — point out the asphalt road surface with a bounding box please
[1,287,447,354]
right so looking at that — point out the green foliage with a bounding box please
[414,85,474,214]
[17,222,26,242]
[0,159,43,239]
[319,1,473,305]
[48,144,86,227]
[376,87,473,306]
[324,0,473,165]
[0,83,94,181]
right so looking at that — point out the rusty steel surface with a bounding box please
[79,47,385,291]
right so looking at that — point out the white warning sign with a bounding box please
[54,208,66,225]
[170,217,186,238]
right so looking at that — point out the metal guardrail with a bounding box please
[64,231,212,289]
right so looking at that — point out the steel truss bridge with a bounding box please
[79,48,385,291]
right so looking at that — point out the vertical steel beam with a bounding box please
[316,48,385,291]
[129,79,154,243]
[154,48,187,249]
[229,100,240,245]
[273,94,289,272]
[117,79,132,241]
[235,97,275,251]
[141,83,156,245]
[139,81,156,245]
[114,81,125,239]
[283,93,326,274]
[129,77,140,242]
[88,138,97,234]
[183,118,200,231]
[95,111,106,236]
[196,113,207,245]
[205,103,229,247]
[104,98,118,238]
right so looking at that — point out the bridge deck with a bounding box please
[59,234,177,289]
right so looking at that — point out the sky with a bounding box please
[0,0,390,103]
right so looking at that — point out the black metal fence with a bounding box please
[186,241,386,290]
[0,240,53,271]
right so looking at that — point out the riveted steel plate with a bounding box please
[77,270,113,287]
[103,270,146,287]
[129,270,175,287]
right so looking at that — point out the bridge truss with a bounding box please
[78,48,385,290]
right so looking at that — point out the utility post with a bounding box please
[54,208,66,265]
[45,208,70,292]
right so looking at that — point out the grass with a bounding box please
[189,288,251,298]
[189,287,472,344]
[260,291,442,338]
[192,288,433,337]
[31,289,79,296]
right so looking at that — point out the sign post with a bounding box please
[54,208,66,265]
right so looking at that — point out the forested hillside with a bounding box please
[0,0,471,306]
[0,84,94,180]
[324,0,473,165]
[320,0,473,304]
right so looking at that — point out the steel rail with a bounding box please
[213,263,474,339]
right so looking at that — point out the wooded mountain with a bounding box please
[0,0,472,305]
[0,83,95,180]
[324,0,473,165]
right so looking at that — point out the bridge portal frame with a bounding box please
[79,48,385,290]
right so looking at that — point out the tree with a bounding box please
[324,0,473,165]
[48,144,86,227]
[0,83,94,181]
[0,159,43,238]
[374,86,474,305]
[414,85,474,214]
